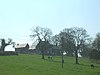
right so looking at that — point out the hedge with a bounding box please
[0,51,18,56]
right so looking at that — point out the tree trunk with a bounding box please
[42,54,44,59]
[75,49,79,64]
[1,46,5,51]
[42,51,45,59]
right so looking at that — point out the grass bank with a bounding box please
[0,54,100,75]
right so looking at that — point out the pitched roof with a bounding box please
[15,43,29,48]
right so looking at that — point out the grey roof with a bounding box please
[15,43,29,48]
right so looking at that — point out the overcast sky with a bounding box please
[0,0,100,45]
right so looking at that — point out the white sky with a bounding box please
[0,0,100,46]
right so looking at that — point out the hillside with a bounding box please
[0,55,100,75]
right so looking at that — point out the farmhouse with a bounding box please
[15,43,29,54]
[49,45,61,56]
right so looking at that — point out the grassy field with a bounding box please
[0,54,100,75]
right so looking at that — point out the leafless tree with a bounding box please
[72,27,89,64]
[0,38,12,51]
[30,26,52,59]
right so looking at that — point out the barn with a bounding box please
[15,43,29,54]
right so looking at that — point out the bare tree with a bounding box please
[51,34,60,46]
[30,26,52,59]
[60,28,76,56]
[30,26,52,41]
[93,32,100,51]
[72,27,89,64]
[0,38,12,51]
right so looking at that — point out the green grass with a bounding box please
[0,54,100,75]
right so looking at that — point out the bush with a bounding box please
[0,51,18,56]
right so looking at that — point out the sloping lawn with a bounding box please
[0,54,100,75]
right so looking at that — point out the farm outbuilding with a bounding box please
[15,43,29,54]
